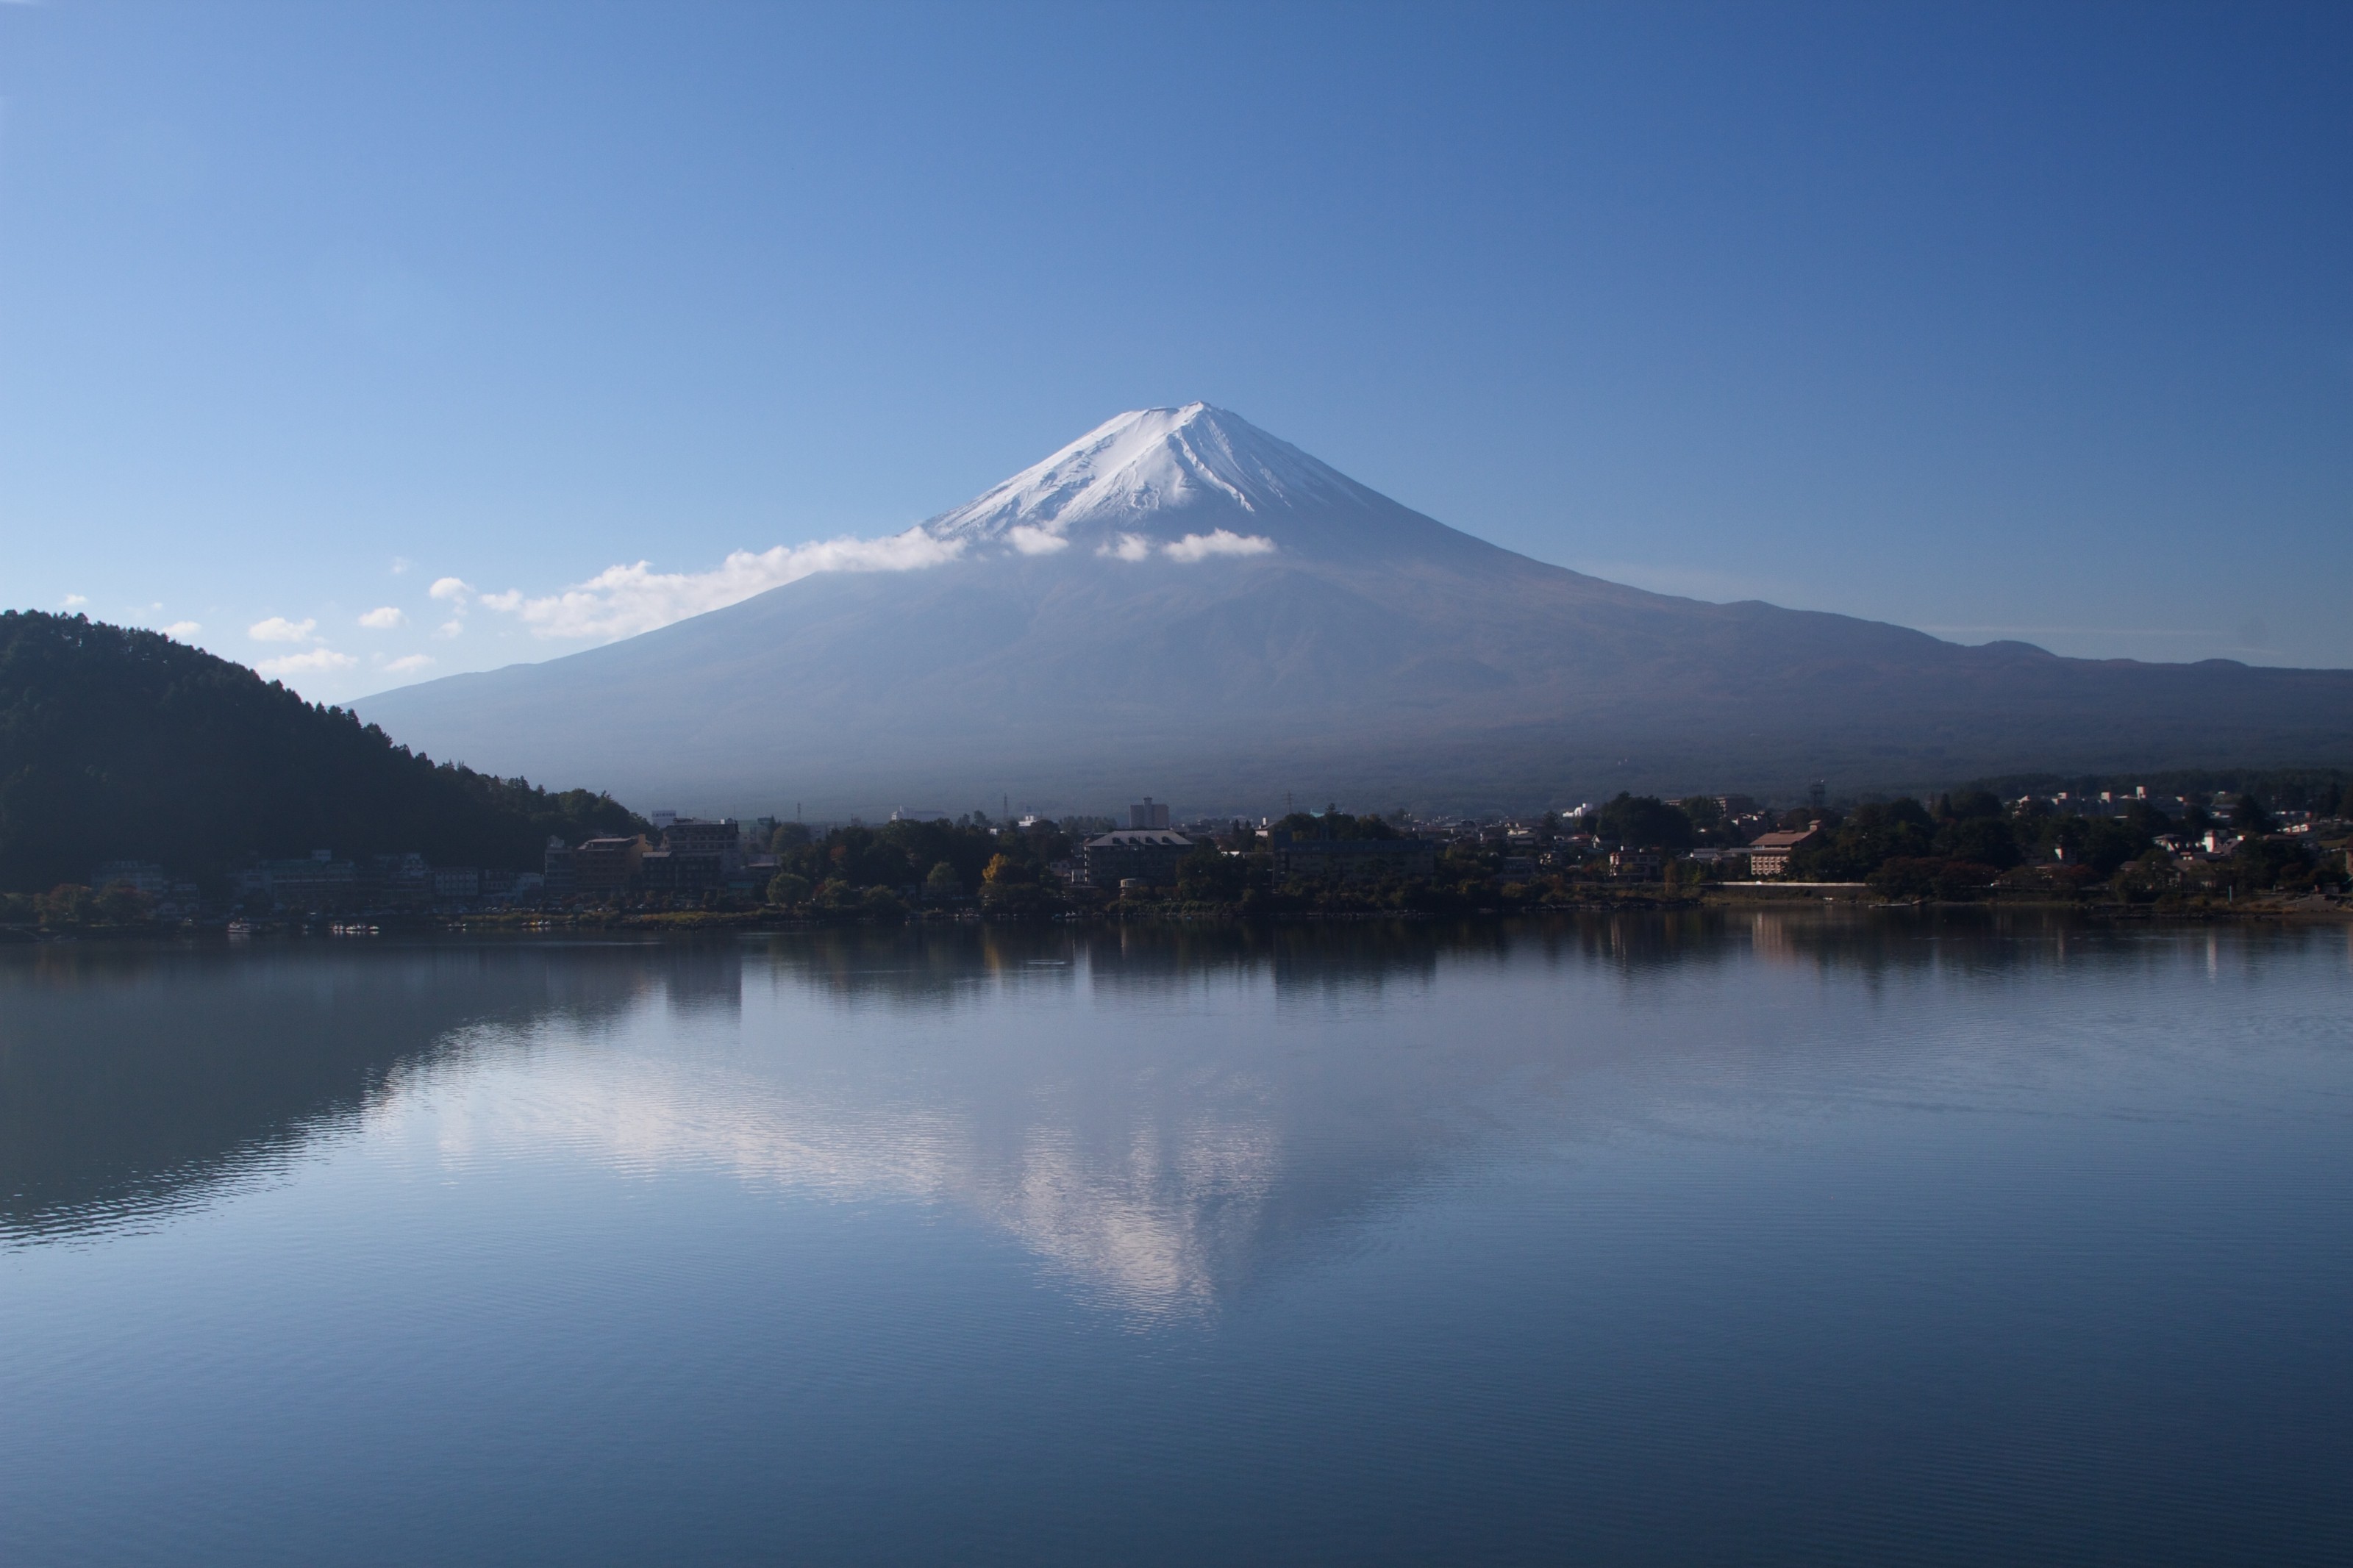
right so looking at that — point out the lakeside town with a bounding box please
[22,778,2353,934]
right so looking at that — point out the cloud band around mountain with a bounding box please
[473,526,968,642]
[1099,529,1277,563]
[1163,529,1277,562]
[256,647,359,678]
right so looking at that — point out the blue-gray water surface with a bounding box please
[3,913,2349,1565]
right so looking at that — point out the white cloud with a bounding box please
[384,653,435,673]
[1163,529,1276,562]
[482,527,967,642]
[390,556,413,575]
[1099,533,1153,562]
[434,619,464,639]
[162,621,201,639]
[60,593,88,608]
[249,616,318,642]
[358,605,407,629]
[428,576,472,601]
[254,648,358,678]
[1006,525,1070,556]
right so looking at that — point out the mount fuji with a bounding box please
[358,404,2353,815]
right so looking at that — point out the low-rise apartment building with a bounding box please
[573,835,649,895]
[1267,830,1437,883]
[1743,826,1823,877]
[1083,830,1195,889]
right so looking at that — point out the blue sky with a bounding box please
[2,1,2346,698]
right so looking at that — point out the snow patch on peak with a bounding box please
[926,403,1366,549]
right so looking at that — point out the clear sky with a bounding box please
[2,1,2346,699]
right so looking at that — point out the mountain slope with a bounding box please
[358,405,2353,815]
[0,612,643,890]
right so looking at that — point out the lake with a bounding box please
[4,913,2349,1565]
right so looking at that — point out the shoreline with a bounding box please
[7,889,2345,944]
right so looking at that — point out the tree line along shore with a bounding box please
[13,784,2349,936]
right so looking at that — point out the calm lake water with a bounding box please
[3,914,2349,1565]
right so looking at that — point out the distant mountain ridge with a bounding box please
[357,404,2353,817]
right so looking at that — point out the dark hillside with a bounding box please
[0,612,644,892]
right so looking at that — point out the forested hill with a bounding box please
[0,612,646,892]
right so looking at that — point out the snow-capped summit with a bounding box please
[924,404,1426,559]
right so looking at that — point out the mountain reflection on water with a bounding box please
[8,912,2353,1568]
[0,941,698,1240]
[5,913,2342,1314]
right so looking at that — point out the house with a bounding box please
[573,835,649,895]
[90,861,169,895]
[1083,830,1194,889]
[1606,848,1662,881]
[622,817,738,892]
[358,852,432,905]
[543,837,576,896]
[1743,826,1824,877]
[1129,798,1172,830]
[638,848,726,892]
[662,818,741,873]
[1268,829,1437,883]
[257,851,357,910]
[432,866,481,901]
